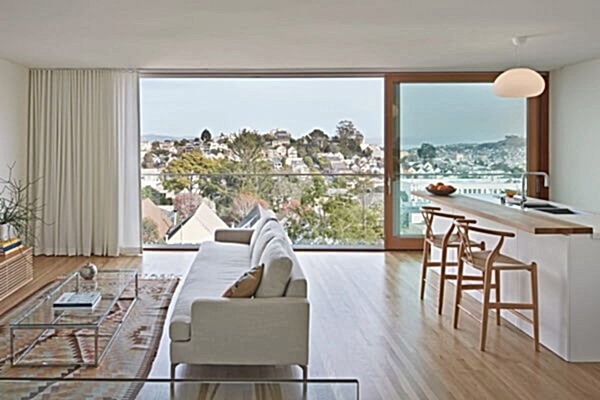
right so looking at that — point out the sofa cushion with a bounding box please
[255,237,294,298]
[222,264,264,298]
[249,208,277,261]
[250,219,288,268]
[284,250,308,298]
[169,241,250,342]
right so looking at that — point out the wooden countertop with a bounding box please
[412,191,593,235]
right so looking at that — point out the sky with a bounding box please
[140,78,526,148]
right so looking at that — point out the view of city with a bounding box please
[140,121,386,246]
[139,79,526,247]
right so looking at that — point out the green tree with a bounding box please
[303,156,314,168]
[335,120,360,140]
[307,129,329,151]
[142,217,162,244]
[162,152,220,194]
[417,143,437,161]
[229,129,265,170]
[141,186,169,205]
[201,129,212,142]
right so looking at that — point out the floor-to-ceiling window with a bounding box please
[139,76,385,249]
[384,73,549,249]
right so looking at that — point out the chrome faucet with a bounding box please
[520,171,549,209]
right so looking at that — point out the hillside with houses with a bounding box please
[139,120,525,246]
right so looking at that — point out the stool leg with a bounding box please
[531,263,540,352]
[495,269,501,326]
[453,255,464,329]
[437,246,448,314]
[420,241,430,300]
[480,268,493,351]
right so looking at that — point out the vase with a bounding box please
[79,262,98,280]
[0,224,9,241]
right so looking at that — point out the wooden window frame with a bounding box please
[383,72,550,250]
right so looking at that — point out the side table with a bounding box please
[0,247,33,302]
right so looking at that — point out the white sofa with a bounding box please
[169,208,310,379]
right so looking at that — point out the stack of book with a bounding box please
[0,238,23,256]
[53,291,102,310]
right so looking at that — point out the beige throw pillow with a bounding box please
[223,264,264,298]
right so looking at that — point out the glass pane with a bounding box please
[393,83,527,237]
[0,379,359,400]
[140,78,384,248]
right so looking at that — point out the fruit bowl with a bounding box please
[426,186,457,196]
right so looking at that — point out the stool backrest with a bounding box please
[454,220,515,269]
[420,206,465,243]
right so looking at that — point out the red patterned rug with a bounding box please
[0,276,178,399]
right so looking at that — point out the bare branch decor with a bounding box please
[0,163,45,245]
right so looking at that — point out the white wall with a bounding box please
[0,58,28,180]
[550,59,600,213]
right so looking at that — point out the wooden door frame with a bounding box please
[383,72,550,250]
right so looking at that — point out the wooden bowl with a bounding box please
[426,187,457,196]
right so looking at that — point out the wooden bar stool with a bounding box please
[452,219,540,352]
[420,206,485,314]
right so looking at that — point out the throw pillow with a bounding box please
[222,264,264,298]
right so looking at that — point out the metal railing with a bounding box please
[140,171,522,248]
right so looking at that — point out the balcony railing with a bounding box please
[140,172,522,248]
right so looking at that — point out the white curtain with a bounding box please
[28,69,141,256]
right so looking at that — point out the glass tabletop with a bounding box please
[10,270,137,328]
[0,378,359,400]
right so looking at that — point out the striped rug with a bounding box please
[0,276,178,399]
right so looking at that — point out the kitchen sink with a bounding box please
[506,201,578,214]
[523,202,557,209]
[537,208,578,215]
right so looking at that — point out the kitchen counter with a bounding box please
[414,191,600,362]
[412,191,593,235]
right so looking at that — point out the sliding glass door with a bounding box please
[384,73,548,250]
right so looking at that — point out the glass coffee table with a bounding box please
[0,378,360,400]
[10,270,138,367]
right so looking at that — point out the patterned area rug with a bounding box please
[0,276,178,399]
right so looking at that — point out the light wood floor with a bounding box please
[2,251,600,400]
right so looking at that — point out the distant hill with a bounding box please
[141,134,197,142]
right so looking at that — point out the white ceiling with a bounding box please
[1,0,599,70]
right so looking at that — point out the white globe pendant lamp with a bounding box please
[493,36,545,98]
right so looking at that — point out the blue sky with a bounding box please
[140,78,525,147]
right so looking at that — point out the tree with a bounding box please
[307,129,329,150]
[335,120,360,140]
[334,120,363,158]
[141,152,155,169]
[229,129,265,169]
[162,152,220,194]
[173,192,202,220]
[303,156,314,168]
[142,217,161,244]
[141,186,169,205]
[201,129,212,142]
[417,143,437,161]
[231,192,269,221]
[151,141,161,150]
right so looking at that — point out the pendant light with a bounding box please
[493,36,545,98]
